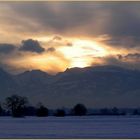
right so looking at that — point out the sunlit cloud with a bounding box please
[0,2,140,74]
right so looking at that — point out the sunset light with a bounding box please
[1,2,140,138]
[57,39,108,68]
[0,2,139,74]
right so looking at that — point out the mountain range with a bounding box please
[0,65,140,108]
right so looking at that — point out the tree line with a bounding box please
[0,94,140,117]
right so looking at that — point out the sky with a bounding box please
[0,2,140,74]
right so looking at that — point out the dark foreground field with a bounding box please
[0,116,140,138]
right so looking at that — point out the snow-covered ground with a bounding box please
[0,116,140,138]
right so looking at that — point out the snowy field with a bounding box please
[0,116,140,138]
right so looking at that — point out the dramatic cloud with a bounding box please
[0,2,140,52]
[100,36,140,49]
[20,39,45,53]
[90,53,140,71]
[0,2,140,73]
[123,53,140,60]
[5,3,140,36]
[0,38,71,74]
[0,44,16,54]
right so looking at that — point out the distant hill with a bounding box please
[0,68,17,96]
[0,65,140,108]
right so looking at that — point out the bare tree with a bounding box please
[54,109,65,117]
[72,103,87,116]
[36,103,48,117]
[5,95,28,117]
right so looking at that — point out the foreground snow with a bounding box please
[0,116,140,138]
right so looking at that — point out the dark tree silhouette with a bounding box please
[54,109,65,117]
[36,104,48,117]
[100,108,110,115]
[133,109,139,115]
[72,103,87,116]
[5,95,28,117]
[111,107,119,115]
[24,106,37,116]
[0,103,3,116]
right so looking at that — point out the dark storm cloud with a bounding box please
[0,44,16,54]
[124,53,140,59]
[101,3,140,37]
[96,35,140,55]
[118,53,140,60]
[104,56,124,65]
[94,3,140,48]
[101,36,140,48]
[20,39,45,53]
[1,2,140,72]
[95,53,140,70]
[4,2,140,49]
[12,2,99,32]
[5,2,103,34]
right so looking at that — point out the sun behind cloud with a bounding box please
[57,38,109,68]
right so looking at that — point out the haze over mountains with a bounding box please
[0,65,140,108]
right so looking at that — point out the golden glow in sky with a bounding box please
[0,2,140,74]
[57,39,109,68]
[3,36,122,74]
